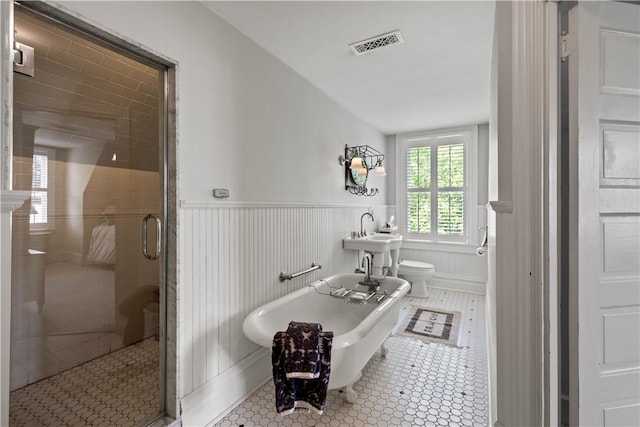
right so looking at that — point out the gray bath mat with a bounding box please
[397,305,461,347]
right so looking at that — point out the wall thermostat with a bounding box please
[213,188,229,199]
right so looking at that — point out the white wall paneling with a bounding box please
[178,201,391,423]
[399,246,488,295]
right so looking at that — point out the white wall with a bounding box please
[58,1,387,205]
[385,134,396,205]
[477,124,490,207]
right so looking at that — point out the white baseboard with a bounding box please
[429,273,486,295]
[181,348,271,427]
[485,292,497,427]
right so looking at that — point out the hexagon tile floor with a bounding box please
[9,337,161,426]
[215,288,488,427]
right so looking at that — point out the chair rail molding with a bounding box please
[0,190,30,213]
[489,200,513,214]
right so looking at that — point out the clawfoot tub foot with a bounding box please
[380,332,392,357]
[345,383,358,403]
[380,342,388,357]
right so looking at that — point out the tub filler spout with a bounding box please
[359,252,381,292]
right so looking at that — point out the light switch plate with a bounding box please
[213,188,229,199]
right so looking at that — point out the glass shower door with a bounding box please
[9,5,165,425]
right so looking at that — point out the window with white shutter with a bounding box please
[398,126,477,244]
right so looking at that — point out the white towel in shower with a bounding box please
[86,223,115,264]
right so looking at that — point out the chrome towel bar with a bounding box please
[279,262,322,282]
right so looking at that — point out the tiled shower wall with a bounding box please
[178,202,392,397]
[10,7,162,390]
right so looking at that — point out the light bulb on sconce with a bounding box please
[349,156,363,170]
[374,160,387,176]
[358,167,367,176]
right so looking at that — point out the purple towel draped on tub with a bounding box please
[284,321,322,379]
[272,322,333,415]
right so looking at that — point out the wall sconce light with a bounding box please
[373,159,387,176]
[338,144,387,196]
[349,156,363,170]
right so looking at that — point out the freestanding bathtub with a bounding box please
[242,273,410,402]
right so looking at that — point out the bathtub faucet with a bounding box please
[362,253,372,278]
[360,212,374,237]
[359,252,380,292]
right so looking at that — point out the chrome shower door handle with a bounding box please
[142,214,162,260]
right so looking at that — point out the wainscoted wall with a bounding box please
[178,201,392,424]
[397,204,489,295]
[399,244,487,295]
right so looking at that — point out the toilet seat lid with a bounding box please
[399,260,434,271]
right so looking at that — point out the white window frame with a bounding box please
[396,125,478,246]
[30,146,55,232]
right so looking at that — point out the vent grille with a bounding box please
[349,30,404,56]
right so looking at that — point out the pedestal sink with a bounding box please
[343,234,403,277]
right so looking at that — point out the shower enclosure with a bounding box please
[9,4,167,424]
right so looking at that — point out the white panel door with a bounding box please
[569,2,640,426]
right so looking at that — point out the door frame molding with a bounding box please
[1,3,17,425]
[0,1,179,422]
[545,2,560,426]
[492,1,551,426]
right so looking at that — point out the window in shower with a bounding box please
[397,126,478,244]
[30,147,55,230]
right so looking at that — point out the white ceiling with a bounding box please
[202,1,495,135]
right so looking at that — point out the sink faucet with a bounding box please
[360,212,374,237]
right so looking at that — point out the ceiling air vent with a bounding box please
[349,30,404,56]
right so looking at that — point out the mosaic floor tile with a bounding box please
[9,338,161,427]
[215,288,488,426]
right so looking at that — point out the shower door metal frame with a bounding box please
[0,0,179,422]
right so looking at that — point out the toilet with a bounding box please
[396,260,435,298]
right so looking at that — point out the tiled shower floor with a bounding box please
[216,288,488,427]
[9,337,160,426]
